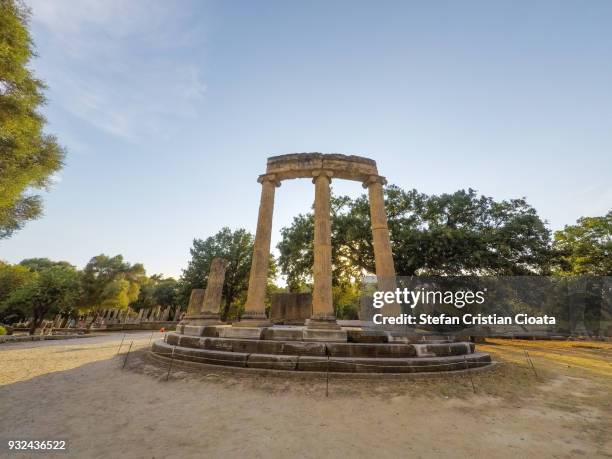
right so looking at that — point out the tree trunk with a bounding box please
[29,314,43,335]
[87,312,99,330]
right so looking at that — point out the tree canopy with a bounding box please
[132,275,180,315]
[0,260,33,304]
[0,255,180,329]
[0,0,65,239]
[3,264,81,333]
[554,211,612,276]
[278,185,555,289]
[80,255,146,315]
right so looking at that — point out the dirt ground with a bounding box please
[1,332,610,459]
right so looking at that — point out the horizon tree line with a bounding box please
[1,185,609,332]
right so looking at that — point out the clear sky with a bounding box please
[2,0,611,278]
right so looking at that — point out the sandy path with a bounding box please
[1,334,610,459]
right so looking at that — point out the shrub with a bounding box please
[0,326,7,335]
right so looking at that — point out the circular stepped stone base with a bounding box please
[151,329,492,374]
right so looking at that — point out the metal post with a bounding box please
[464,356,476,393]
[117,333,126,355]
[122,341,133,369]
[165,346,176,381]
[326,356,330,397]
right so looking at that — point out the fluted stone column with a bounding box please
[364,175,399,316]
[307,170,339,329]
[238,174,279,326]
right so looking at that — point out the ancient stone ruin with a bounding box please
[152,153,491,374]
[270,293,312,324]
[185,257,230,324]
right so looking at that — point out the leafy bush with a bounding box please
[0,326,7,335]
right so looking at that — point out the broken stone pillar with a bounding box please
[186,290,205,317]
[238,174,280,327]
[307,170,339,330]
[199,257,229,323]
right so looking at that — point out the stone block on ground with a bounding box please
[200,325,231,337]
[202,337,234,352]
[346,329,388,343]
[231,339,283,354]
[178,335,202,348]
[326,342,416,358]
[177,348,248,367]
[247,354,299,370]
[281,341,327,356]
[262,327,304,341]
[219,327,265,340]
[182,325,207,337]
[302,329,347,342]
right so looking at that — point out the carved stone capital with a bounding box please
[258,173,281,187]
[362,175,387,188]
[311,169,334,184]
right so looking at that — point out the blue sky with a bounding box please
[2,0,611,278]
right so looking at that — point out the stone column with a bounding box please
[307,170,339,329]
[200,257,229,323]
[238,174,280,326]
[364,175,399,315]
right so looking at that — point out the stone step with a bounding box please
[151,341,491,374]
[327,342,474,358]
[163,334,475,358]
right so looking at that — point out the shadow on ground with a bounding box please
[0,339,610,458]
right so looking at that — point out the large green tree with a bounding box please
[0,260,34,323]
[554,211,612,276]
[80,255,146,319]
[278,185,554,288]
[181,227,276,320]
[0,0,65,239]
[153,277,180,314]
[0,260,33,304]
[132,275,181,316]
[3,264,81,334]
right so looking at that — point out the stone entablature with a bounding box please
[265,153,380,182]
